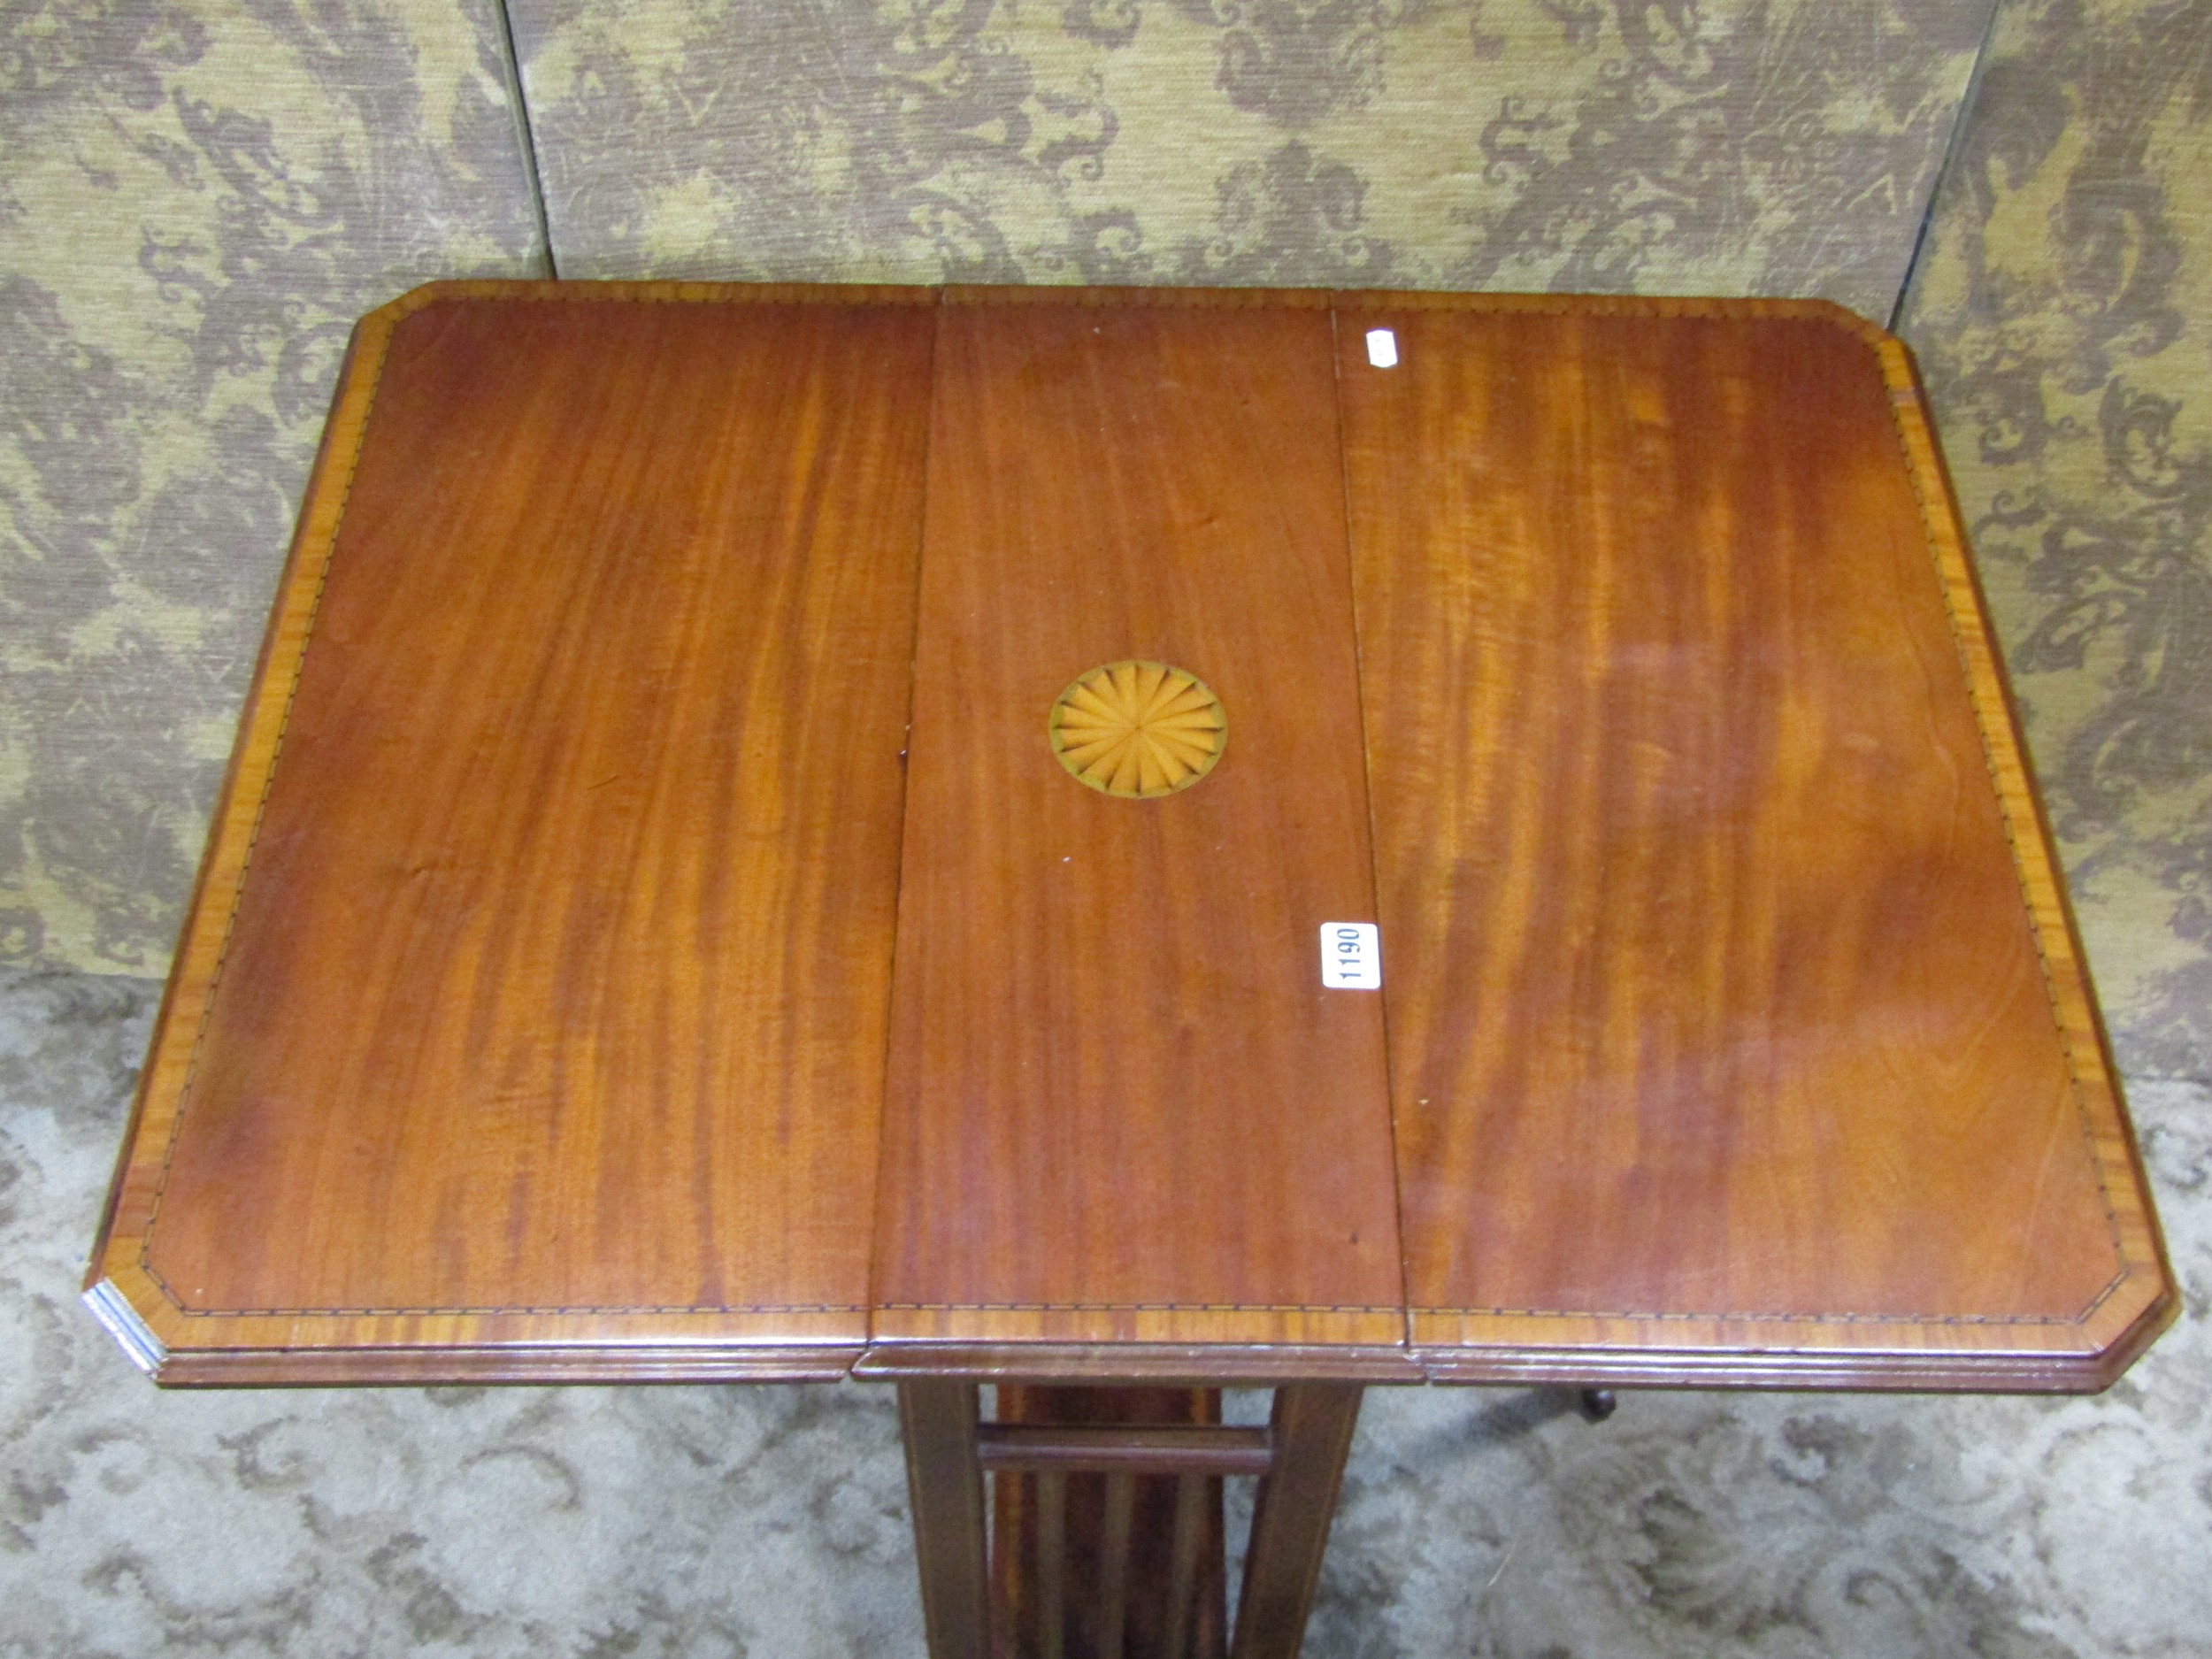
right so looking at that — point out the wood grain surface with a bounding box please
[88,282,935,1379]
[871,291,1405,1361]
[85,282,2170,1392]
[1335,295,2172,1387]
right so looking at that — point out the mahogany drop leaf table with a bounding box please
[87,283,2175,1658]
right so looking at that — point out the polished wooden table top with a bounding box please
[88,282,2173,1392]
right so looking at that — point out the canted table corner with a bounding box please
[88,281,2175,1656]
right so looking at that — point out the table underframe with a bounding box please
[902,1381,1362,1659]
[897,1380,1624,1658]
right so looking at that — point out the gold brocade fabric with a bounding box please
[1901,0,2212,1075]
[0,1,545,972]
[513,0,1985,311]
[4,0,2207,1084]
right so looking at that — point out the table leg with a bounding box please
[1229,1384,1363,1659]
[899,1379,994,1659]
[1164,1469,1210,1659]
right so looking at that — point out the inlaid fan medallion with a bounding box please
[1048,660,1227,799]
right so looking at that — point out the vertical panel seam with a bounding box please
[492,0,559,280]
[1890,0,2008,331]
[865,292,947,1347]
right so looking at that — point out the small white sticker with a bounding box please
[1364,327,1399,368]
[1320,922,1382,989]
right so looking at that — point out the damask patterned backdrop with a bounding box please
[5,0,2016,979]
[1,1,545,977]
[1901,0,2212,1080]
[513,0,1991,306]
[7,6,2207,1067]
[3,2,2209,1655]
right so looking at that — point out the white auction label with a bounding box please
[1364,327,1399,367]
[1320,922,1382,989]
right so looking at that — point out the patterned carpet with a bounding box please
[4,963,2205,1656]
